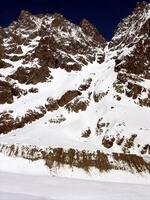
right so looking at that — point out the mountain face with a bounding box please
[0,2,150,174]
[109,1,150,107]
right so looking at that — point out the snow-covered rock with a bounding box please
[0,2,150,176]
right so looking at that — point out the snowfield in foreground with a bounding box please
[0,171,150,200]
[0,154,149,200]
[0,153,150,184]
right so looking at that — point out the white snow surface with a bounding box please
[0,153,149,199]
[0,170,150,200]
[0,51,150,155]
[0,153,150,184]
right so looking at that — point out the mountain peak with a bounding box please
[80,19,106,46]
[134,1,149,12]
[109,1,150,50]
[19,10,32,20]
[0,3,150,177]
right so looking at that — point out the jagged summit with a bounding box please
[19,10,32,19]
[79,19,106,46]
[108,1,150,108]
[1,9,106,73]
[0,2,150,175]
[110,1,150,48]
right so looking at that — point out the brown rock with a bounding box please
[102,136,115,148]
[58,90,82,107]
[0,80,21,104]
[80,19,106,47]
[9,66,52,84]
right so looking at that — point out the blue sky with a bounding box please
[0,0,148,40]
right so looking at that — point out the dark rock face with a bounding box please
[0,11,106,105]
[0,108,46,134]
[102,136,115,148]
[58,90,82,107]
[9,66,52,84]
[0,80,24,104]
[114,38,150,79]
[65,97,89,113]
[141,144,150,154]
[109,2,150,49]
[1,144,150,173]
[80,19,106,47]
[1,10,106,74]
[111,2,150,106]
[0,60,11,68]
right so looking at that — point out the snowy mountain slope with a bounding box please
[0,2,150,176]
[109,2,150,107]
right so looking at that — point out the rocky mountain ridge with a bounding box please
[0,2,150,174]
